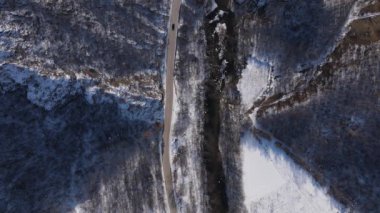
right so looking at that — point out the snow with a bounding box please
[169,67,206,212]
[257,0,267,8]
[84,86,99,104]
[170,79,203,211]
[330,0,375,55]
[241,131,344,213]
[170,81,179,163]
[3,64,32,84]
[215,23,226,38]
[1,64,81,110]
[346,0,369,24]
[27,74,77,111]
[209,10,226,24]
[0,63,162,122]
[237,57,271,110]
[242,137,286,201]
[214,23,227,60]
[353,12,380,20]
[210,0,218,12]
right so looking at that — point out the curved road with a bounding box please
[163,0,181,212]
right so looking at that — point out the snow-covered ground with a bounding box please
[237,57,271,111]
[0,63,162,123]
[241,132,344,213]
[170,75,205,212]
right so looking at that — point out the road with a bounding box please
[162,0,181,212]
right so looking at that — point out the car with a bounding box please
[172,24,175,30]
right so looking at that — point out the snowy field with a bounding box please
[237,57,270,111]
[241,132,344,213]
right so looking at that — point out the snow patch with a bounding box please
[170,81,180,163]
[85,86,99,104]
[214,23,227,60]
[210,0,218,12]
[215,23,227,38]
[1,64,81,110]
[209,10,226,24]
[257,0,267,8]
[170,74,205,212]
[0,63,162,122]
[331,0,375,53]
[238,57,270,110]
[27,75,80,111]
[241,132,344,213]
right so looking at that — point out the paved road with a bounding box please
[163,0,181,212]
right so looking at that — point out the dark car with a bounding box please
[172,24,175,30]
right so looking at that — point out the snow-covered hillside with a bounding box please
[1,0,380,212]
[241,132,344,213]
[0,1,170,212]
